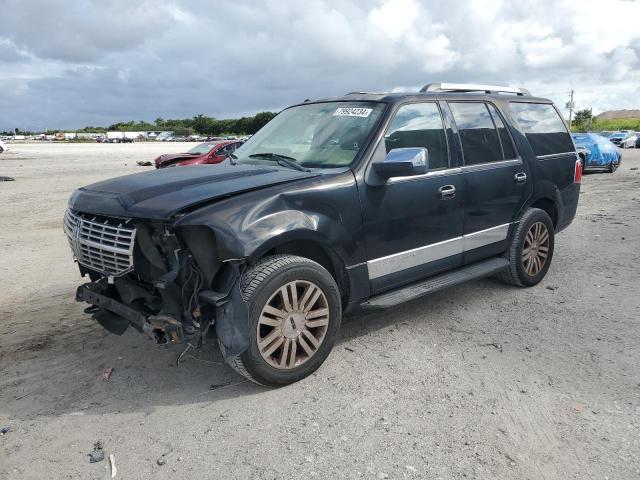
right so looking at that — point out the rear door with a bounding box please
[446,101,532,264]
[359,101,464,293]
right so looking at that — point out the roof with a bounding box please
[199,140,239,147]
[308,91,552,105]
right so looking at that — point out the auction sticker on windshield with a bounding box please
[333,107,372,117]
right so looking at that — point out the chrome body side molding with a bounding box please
[367,223,512,279]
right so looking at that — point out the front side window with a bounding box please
[449,102,503,165]
[384,102,449,170]
[215,145,230,156]
[509,102,573,156]
[234,102,385,168]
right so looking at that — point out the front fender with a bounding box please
[175,172,365,266]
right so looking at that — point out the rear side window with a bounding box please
[486,103,517,159]
[385,102,449,170]
[448,102,503,165]
[509,102,573,156]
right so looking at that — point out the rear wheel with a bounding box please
[497,208,554,287]
[609,160,618,173]
[223,255,342,386]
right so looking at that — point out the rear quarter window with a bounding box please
[509,102,574,157]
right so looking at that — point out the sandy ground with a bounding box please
[0,142,639,479]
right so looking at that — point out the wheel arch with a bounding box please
[248,233,350,305]
[528,198,559,229]
[520,177,563,231]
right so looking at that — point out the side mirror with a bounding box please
[372,147,429,178]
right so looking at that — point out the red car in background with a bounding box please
[154,140,243,169]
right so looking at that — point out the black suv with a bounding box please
[66,83,581,386]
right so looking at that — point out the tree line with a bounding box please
[103,112,277,136]
[2,111,278,137]
[571,109,640,132]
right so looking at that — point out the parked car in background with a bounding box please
[597,131,614,137]
[607,131,636,148]
[67,83,581,386]
[572,133,621,173]
[0,139,8,152]
[154,140,244,168]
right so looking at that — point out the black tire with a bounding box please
[497,208,555,287]
[223,254,342,386]
[609,160,617,173]
[0,146,4,153]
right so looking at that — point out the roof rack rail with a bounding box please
[345,91,385,95]
[420,83,530,96]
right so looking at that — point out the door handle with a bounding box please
[438,184,456,200]
[514,172,527,183]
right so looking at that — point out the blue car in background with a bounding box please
[572,133,621,173]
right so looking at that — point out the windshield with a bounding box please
[187,143,216,154]
[233,102,385,168]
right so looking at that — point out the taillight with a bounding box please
[574,158,582,183]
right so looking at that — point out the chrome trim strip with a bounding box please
[367,223,511,279]
[461,159,521,173]
[463,223,510,251]
[387,167,462,184]
[367,236,463,279]
[536,151,576,159]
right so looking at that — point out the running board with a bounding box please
[361,257,509,310]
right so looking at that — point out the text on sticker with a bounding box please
[333,107,372,118]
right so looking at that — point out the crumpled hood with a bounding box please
[155,153,201,168]
[69,164,319,220]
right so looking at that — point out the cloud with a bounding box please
[0,0,639,130]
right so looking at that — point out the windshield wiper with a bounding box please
[248,153,309,172]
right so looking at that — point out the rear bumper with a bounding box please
[556,183,580,233]
[76,282,184,345]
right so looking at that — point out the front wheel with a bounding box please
[609,160,618,173]
[223,255,342,386]
[497,208,555,287]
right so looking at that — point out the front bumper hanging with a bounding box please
[76,283,184,345]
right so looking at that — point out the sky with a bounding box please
[1,0,639,131]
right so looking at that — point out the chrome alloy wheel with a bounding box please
[522,221,550,276]
[257,280,330,369]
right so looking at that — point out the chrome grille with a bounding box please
[64,209,136,277]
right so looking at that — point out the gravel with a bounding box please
[1,143,639,479]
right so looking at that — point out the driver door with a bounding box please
[358,102,464,294]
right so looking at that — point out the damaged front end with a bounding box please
[65,209,249,358]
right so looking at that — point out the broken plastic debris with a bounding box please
[109,453,117,478]
[88,442,105,463]
[102,367,114,381]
